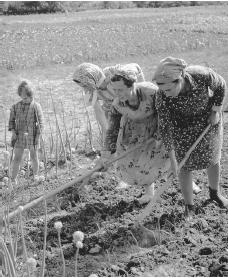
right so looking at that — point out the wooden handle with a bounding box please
[6,138,155,220]
[178,124,211,170]
[137,124,211,222]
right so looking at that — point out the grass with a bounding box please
[0,5,228,276]
[1,6,228,149]
[1,6,228,70]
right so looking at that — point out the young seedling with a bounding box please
[40,198,48,277]
[60,100,72,175]
[49,87,67,164]
[54,221,66,276]
[81,90,94,152]
[73,231,84,277]
[18,206,30,276]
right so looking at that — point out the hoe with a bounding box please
[1,125,211,248]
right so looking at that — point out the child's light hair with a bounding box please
[17,79,35,97]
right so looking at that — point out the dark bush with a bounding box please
[4,1,64,15]
[3,1,228,15]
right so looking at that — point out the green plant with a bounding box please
[54,221,66,276]
[49,87,67,164]
[40,198,48,277]
[60,100,72,175]
[18,206,30,276]
[72,231,84,277]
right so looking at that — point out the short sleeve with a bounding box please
[207,68,227,112]
[104,106,121,153]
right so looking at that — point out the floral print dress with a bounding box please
[104,82,170,186]
[156,66,226,171]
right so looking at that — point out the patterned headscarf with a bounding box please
[103,64,121,79]
[73,63,106,90]
[153,57,187,84]
[114,67,137,83]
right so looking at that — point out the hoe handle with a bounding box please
[6,138,155,220]
[137,124,211,222]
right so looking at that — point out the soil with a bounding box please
[1,114,228,277]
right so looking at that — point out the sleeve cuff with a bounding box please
[212,105,223,113]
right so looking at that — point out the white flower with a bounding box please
[34,175,45,183]
[40,175,45,181]
[24,132,28,137]
[20,170,26,176]
[73,231,84,244]
[71,147,76,154]
[27,257,37,272]
[3,177,9,184]
[39,162,44,169]
[76,241,83,249]
[54,221,63,231]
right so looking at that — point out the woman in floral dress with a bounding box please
[153,56,228,216]
[100,70,171,204]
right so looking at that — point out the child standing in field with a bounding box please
[8,80,44,185]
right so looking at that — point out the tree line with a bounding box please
[1,1,226,15]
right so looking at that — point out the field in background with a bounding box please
[1,6,228,70]
[1,6,228,277]
[1,5,228,151]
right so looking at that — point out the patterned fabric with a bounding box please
[103,63,145,83]
[73,63,145,136]
[104,82,170,186]
[8,100,44,149]
[100,63,145,113]
[153,56,187,84]
[156,65,226,171]
[73,63,105,90]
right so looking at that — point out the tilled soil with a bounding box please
[1,115,228,277]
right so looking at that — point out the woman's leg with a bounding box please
[179,169,195,217]
[207,162,228,207]
[179,169,193,205]
[11,148,24,181]
[29,147,39,177]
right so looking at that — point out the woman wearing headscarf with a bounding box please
[99,69,171,204]
[153,56,228,216]
[73,62,145,138]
